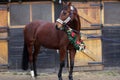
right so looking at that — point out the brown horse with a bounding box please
[22,2,81,80]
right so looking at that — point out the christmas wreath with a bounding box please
[66,28,85,51]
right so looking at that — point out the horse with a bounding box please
[22,2,81,80]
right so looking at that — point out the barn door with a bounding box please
[72,2,103,70]
[0,5,8,66]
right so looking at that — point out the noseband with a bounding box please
[56,6,74,25]
[56,16,71,25]
[56,6,80,34]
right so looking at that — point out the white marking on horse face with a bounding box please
[70,6,74,10]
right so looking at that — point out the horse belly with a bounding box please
[36,26,60,49]
[38,35,59,49]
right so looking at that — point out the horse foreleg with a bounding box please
[58,48,66,80]
[69,60,74,80]
[58,61,65,80]
[68,49,76,80]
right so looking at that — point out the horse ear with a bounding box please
[62,1,66,6]
[67,2,72,6]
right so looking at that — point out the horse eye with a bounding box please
[63,11,67,15]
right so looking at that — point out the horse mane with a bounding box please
[74,6,81,31]
[77,13,81,31]
[70,6,81,31]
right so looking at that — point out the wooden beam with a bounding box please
[81,49,99,61]
[52,2,55,23]
[0,38,9,40]
[78,10,98,24]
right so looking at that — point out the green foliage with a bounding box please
[67,29,80,50]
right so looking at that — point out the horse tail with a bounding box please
[22,41,29,70]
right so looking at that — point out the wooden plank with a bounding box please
[52,2,55,23]
[81,50,97,61]
[0,10,8,26]
[74,65,103,71]
[0,38,8,40]
[72,2,100,8]
[72,2,101,28]
[0,41,8,64]
[0,27,8,33]
[103,24,120,26]
[74,39,102,67]
[78,10,98,24]
[0,5,7,26]
[0,5,8,10]
[0,33,8,38]
[0,5,8,65]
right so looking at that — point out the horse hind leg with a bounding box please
[30,42,41,78]
[25,40,35,78]
[27,43,34,78]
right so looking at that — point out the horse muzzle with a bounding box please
[55,21,63,29]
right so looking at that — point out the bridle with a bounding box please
[56,5,86,51]
[56,6,80,34]
[56,6,74,26]
[56,16,71,25]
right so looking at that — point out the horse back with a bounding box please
[24,20,69,49]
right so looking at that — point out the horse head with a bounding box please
[55,2,81,31]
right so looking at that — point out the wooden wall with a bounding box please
[0,5,8,65]
[8,1,59,69]
[102,2,120,67]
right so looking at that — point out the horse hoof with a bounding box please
[69,78,73,80]
[58,77,63,80]
[31,76,36,80]
[69,76,73,80]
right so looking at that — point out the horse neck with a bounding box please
[76,14,81,31]
[69,14,81,31]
